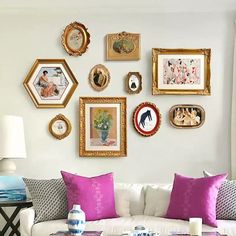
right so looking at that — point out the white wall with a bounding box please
[0,6,235,183]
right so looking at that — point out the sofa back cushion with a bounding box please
[115,183,145,215]
[144,185,172,217]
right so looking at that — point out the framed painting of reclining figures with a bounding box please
[23,59,78,108]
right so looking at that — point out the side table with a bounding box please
[0,199,32,236]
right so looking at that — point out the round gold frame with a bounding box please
[49,114,72,140]
[61,21,90,56]
[88,64,111,91]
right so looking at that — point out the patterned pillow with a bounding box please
[23,178,67,223]
[203,171,236,220]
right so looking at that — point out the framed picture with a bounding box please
[88,64,110,91]
[23,59,78,108]
[133,102,161,137]
[169,104,205,129]
[49,114,72,139]
[152,48,211,95]
[61,21,90,56]
[79,97,127,157]
[106,31,140,60]
[125,72,142,94]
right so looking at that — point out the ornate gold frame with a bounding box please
[106,31,140,60]
[23,59,78,108]
[125,72,142,94]
[152,48,211,95]
[79,97,127,157]
[169,104,205,129]
[49,114,72,140]
[61,21,90,56]
[133,102,161,137]
[88,64,110,91]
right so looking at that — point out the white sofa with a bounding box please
[20,183,236,236]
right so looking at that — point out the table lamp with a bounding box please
[0,115,26,174]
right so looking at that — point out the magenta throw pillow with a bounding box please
[61,171,118,221]
[166,173,227,227]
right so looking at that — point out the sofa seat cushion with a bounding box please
[31,216,236,236]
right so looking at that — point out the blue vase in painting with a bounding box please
[100,129,109,143]
[67,204,85,235]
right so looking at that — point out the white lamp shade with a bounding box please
[0,115,26,159]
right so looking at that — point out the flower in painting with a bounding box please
[93,109,113,131]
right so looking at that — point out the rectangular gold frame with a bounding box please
[152,48,211,95]
[79,97,127,157]
[106,31,140,61]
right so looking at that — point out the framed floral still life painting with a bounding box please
[49,114,72,140]
[133,102,161,137]
[61,21,90,56]
[125,72,142,94]
[79,97,127,157]
[88,64,110,91]
[23,59,78,108]
[106,31,140,60]
[169,104,205,129]
[152,48,211,95]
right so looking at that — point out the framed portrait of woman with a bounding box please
[23,59,78,108]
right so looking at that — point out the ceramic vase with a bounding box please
[67,204,85,235]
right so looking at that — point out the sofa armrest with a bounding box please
[20,207,35,236]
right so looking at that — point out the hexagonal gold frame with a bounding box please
[23,59,78,108]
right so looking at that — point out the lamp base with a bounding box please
[0,159,16,175]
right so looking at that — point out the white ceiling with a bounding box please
[1,0,236,13]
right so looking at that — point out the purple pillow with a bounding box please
[61,171,118,221]
[166,173,227,227]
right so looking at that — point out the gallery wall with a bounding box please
[0,6,235,183]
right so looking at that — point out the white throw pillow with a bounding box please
[144,185,172,217]
[115,183,145,215]
[115,188,130,217]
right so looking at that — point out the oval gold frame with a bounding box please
[125,72,142,94]
[49,114,72,140]
[61,21,90,56]
[88,64,111,91]
[169,104,205,129]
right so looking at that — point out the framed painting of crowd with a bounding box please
[152,48,211,95]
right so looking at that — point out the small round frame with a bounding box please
[61,21,90,56]
[125,72,142,94]
[133,102,161,137]
[88,64,111,91]
[49,114,72,140]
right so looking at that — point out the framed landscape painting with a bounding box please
[23,59,78,108]
[152,48,211,95]
[106,31,140,60]
[79,97,127,157]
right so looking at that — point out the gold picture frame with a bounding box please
[61,21,90,56]
[152,48,211,95]
[125,72,142,94]
[169,104,205,129]
[106,31,140,61]
[23,59,78,108]
[79,97,127,157]
[49,114,72,140]
[88,64,110,91]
